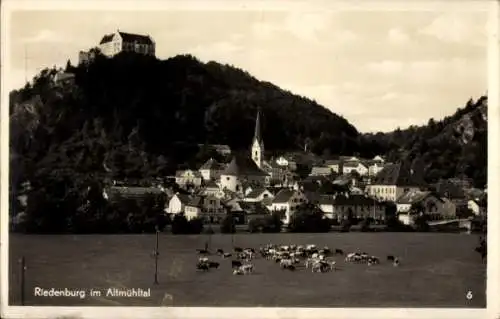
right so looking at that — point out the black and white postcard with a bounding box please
[1,0,499,318]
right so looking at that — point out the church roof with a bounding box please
[221,155,269,177]
[253,109,263,144]
[199,158,223,170]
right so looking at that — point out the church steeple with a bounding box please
[253,109,263,145]
[251,108,264,168]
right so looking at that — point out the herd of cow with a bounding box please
[195,243,401,275]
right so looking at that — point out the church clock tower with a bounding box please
[251,109,264,168]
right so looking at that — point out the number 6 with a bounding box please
[466,291,473,300]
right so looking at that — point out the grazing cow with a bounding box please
[335,249,344,255]
[369,257,380,264]
[222,253,232,258]
[199,257,209,263]
[208,261,220,269]
[393,258,400,267]
[311,261,329,273]
[387,255,395,261]
[216,249,224,255]
[231,260,243,268]
[234,247,243,253]
[286,264,296,271]
[233,268,244,275]
[280,259,293,268]
[196,262,209,271]
[241,264,254,274]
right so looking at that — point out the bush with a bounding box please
[220,215,236,234]
[187,217,204,234]
[414,214,430,232]
[360,218,372,232]
[340,219,351,232]
[171,214,189,234]
[289,206,330,233]
[247,213,282,233]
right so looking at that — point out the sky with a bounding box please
[3,1,489,133]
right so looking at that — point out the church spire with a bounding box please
[253,108,263,144]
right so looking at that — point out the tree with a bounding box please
[171,213,189,234]
[220,215,236,233]
[187,217,204,234]
[289,203,330,233]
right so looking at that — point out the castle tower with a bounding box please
[251,109,264,168]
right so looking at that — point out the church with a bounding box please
[219,110,269,194]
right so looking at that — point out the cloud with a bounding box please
[283,12,331,42]
[418,12,487,45]
[387,28,410,44]
[21,29,68,44]
[366,60,403,75]
[187,41,244,63]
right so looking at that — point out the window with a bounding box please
[226,177,230,181]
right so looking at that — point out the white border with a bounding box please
[1,1,499,318]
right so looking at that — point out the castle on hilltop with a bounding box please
[79,30,156,65]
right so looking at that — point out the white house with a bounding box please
[310,166,333,176]
[199,180,224,198]
[166,193,192,214]
[175,169,203,187]
[269,189,307,225]
[468,199,486,216]
[373,155,385,163]
[367,162,385,176]
[275,156,289,167]
[324,160,341,173]
[198,158,224,181]
[342,161,368,176]
[184,196,202,220]
[243,188,274,203]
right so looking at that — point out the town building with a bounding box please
[175,169,203,188]
[365,162,424,202]
[198,158,224,181]
[269,189,308,225]
[317,194,385,222]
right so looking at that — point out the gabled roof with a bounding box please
[199,158,223,170]
[239,201,270,215]
[324,159,341,166]
[174,193,192,205]
[186,196,203,207]
[333,194,380,206]
[221,155,268,177]
[343,161,363,168]
[175,169,202,178]
[397,190,444,205]
[272,189,296,203]
[434,180,466,199]
[99,34,114,44]
[245,187,269,199]
[100,31,154,45]
[370,162,424,186]
[203,180,219,189]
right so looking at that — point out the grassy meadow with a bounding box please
[8,232,486,307]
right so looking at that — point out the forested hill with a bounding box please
[9,50,487,193]
[362,95,487,188]
[9,51,361,188]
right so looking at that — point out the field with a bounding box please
[8,232,486,308]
